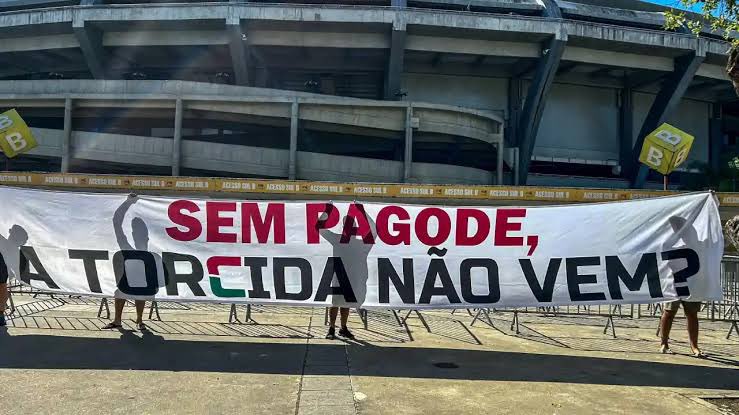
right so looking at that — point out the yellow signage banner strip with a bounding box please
[0,172,737,207]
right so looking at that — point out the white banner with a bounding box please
[0,186,724,308]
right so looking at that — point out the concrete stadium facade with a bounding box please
[0,0,734,189]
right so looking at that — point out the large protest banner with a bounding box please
[0,186,724,308]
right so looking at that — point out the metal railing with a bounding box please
[711,256,739,322]
[5,256,739,339]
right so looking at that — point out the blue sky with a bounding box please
[644,0,704,12]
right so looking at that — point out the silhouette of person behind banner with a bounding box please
[0,225,28,326]
[0,225,28,281]
[665,216,700,252]
[103,195,163,331]
[317,203,376,340]
[318,203,376,308]
[659,215,706,357]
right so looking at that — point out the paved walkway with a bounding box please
[1,294,738,414]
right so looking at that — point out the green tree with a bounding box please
[664,0,738,40]
[680,156,739,191]
[664,1,739,92]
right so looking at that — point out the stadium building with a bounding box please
[0,0,735,189]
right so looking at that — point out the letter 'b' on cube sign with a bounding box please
[0,109,37,158]
[638,123,694,175]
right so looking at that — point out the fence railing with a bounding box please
[6,256,739,338]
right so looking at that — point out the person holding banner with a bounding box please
[318,202,376,340]
[659,301,703,357]
[0,225,28,327]
[659,216,705,358]
[102,194,152,331]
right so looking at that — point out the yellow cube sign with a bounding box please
[0,109,37,158]
[638,123,694,175]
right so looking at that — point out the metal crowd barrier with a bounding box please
[711,256,739,338]
[467,304,632,338]
[479,256,739,339]
[5,256,739,339]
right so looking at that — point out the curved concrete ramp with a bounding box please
[1,80,503,142]
[4,80,504,184]
[30,128,493,184]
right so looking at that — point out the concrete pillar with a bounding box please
[255,67,269,88]
[497,138,504,185]
[540,0,562,17]
[618,87,633,177]
[516,35,566,185]
[709,103,723,172]
[507,77,522,147]
[289,101,299,180]
[61,97,72,173]
[630,45,706,188]
[384,21,406,100]
[513,147,520,186]
[172,98,183,176]
[227,16,250,86]
[73,17,106,79]
[403,105,413,182]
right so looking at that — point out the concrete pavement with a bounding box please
[1,294,738,414]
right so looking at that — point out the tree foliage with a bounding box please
[664,0,739,92]
[681,157,738,191]
[664,0,739,42]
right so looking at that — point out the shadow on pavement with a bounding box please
[7,315,314,339]
[1,333,737,391]
[479,314,739,363]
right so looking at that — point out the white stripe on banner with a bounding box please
[0,186,724,308]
